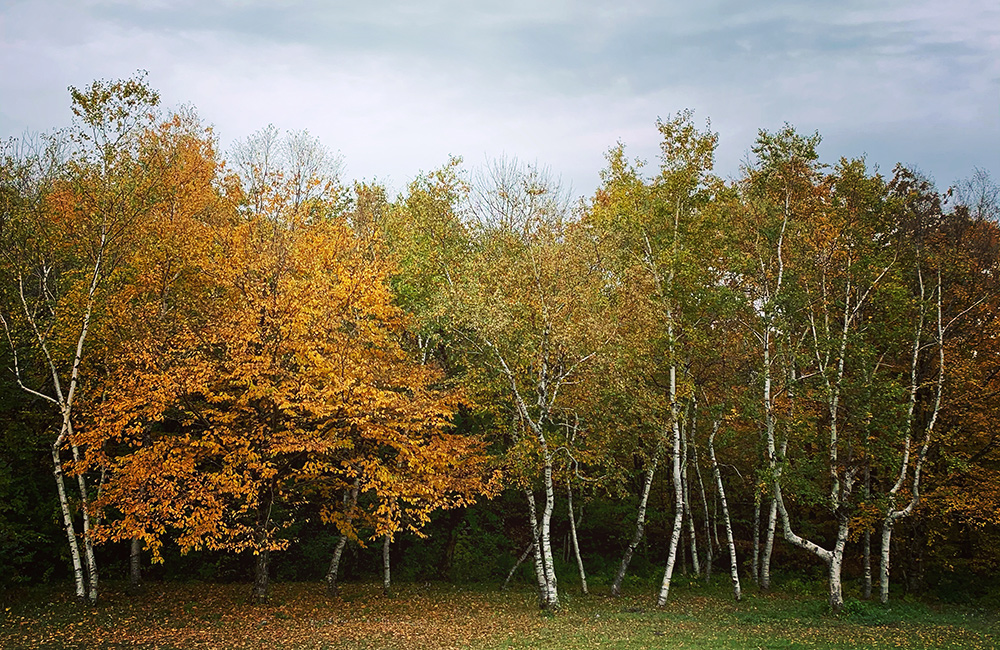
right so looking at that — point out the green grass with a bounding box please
[2,579,996,649]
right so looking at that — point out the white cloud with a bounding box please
[1,0,996,195]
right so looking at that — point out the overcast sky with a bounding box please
[1,0,997,198]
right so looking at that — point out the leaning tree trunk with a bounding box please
[709,420,741,601]
[611,450,659,597]
[566,478,588,594]
[325,480,360,595]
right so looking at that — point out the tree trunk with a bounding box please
[611,452,659,597]
[566,478,588,595]
[863,465,871,601]
[709,420,741,601]
[691,440,712,581]
[828,518,849,613]
[682,429,700,577]
[68,435,98,604]
[326,480,360,595]
[539,456,559,609]
[761,497,778,590]
[657,363,685,607]
[751,495,761,586]
[52,439,87,601]
[502,541,535,591]
[252,546,270,604]
[525,489,549,607]
[382,535,391,595]
[326,535,349,596]
[252,489,273,604]
[129,537,142,593]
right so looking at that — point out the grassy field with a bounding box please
[2,579,997,649]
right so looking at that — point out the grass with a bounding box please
[1,579,996,649]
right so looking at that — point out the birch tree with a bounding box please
[0,74,160,603]
[449,157,613,609]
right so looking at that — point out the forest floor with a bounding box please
[2,579,997,649]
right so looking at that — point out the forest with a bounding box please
[1,73,998,627]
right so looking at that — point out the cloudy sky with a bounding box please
[1,0,997,197]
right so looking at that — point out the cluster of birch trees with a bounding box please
[3,75,999,612]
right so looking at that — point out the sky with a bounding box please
[1,0,998,199]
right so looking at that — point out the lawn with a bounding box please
[2,579,996,649]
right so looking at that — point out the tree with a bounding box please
[86,134,490,603]
[0,73,160,603]
[447,156,614,610]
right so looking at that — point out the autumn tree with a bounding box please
[442,156,615,610]
[0,73,161,603]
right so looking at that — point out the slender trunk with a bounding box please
[438,508,464,580]
[751,495,761,585]
[709,420,741,601]
[526,489,548,607]
[382,535,391,595]
[326,535,349,595]
[863,528,872,601]
[863,465,871,601]
[325,480,360,596]
[880,271,943,604]
[129,537,142,592]
[692,440,712,581]
[656,461,685,606]
[502,541,534,591]
[773,472,849,612]
[539,455,559,609]
[52,437,86,600]
[566,478,588,595]
[761,498,778,590]
[711,488,720,556]
[682,426,700,577]
[611,452,659,597]
[67,431,97,604]
[657,361,685,607]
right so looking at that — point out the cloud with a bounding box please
[1,0,996,194]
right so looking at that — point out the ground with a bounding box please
[2,580,997,649]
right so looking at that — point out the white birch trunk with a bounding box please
[51,436,86,600]
[539,456,559,608]
[611,452,659,597]
[566,478,588,595]
[691,439,712,581]
[682,421,700,576]
[656,363,685,607]
[526,489,549,607]
[880,271,943,604]
[709,420,741,601]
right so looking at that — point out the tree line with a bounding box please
[2,74,998,613]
